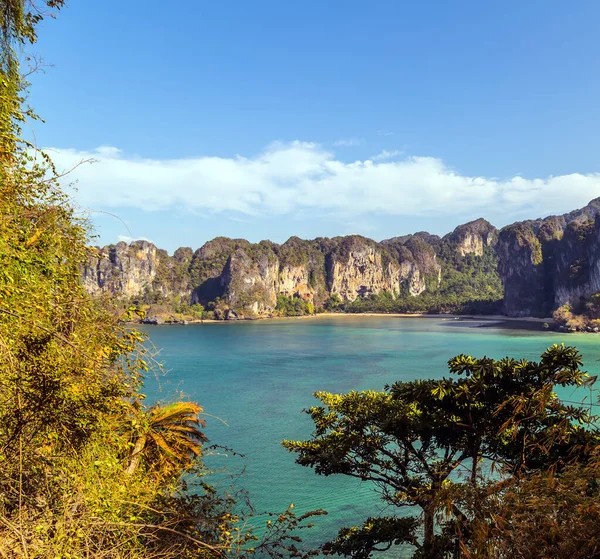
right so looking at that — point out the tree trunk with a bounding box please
[471,438,480,487]
[423,504,435,557]
[472,439,482,525]
[125,433,147,476]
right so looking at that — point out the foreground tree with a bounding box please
[0,2,323,557]
[283,345,598,559]
[0,1,66,161]
[467,458,600,559]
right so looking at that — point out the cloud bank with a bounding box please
[49,141,600,223]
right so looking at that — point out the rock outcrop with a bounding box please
[82,240,191,300]
[446,219,497,257]
[496,198,600,316]
[222,246,279,315]
[326,236,429,301]
[82,197,600,319]
[83,241,162,298]
[553,218,600,307]
[83,234,442,316]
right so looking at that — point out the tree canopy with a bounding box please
[284,344,599,559]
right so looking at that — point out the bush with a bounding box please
[275,294,315,316]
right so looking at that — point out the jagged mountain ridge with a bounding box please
[83,218,496,316]
[83,198,600,318]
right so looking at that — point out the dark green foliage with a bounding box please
[170,246,194,285]
[434,243,503,305]
[497,206,600,317]
[89,218,508,319]
[189,237,250,288]
[328,235,381,265]
[231,284,272,315]
[481,461,600,558]
[187,239,251,306]
[244,241,279,264]
[324,517,420,559]
[139,286,167,304]
[323,294,343,311]
[86,197,600,321]
[347,291,502,315]
[275,236,313,267]
[402,236,439,275]
[0,5,326,556]
[275,237,328,302]
[275,294,314,316]
[537,217,565,243]
[508,223,544,264]
[283,345,598,558]
[174,302,211,320]
[553,292,600,331]
[345,242,503,315]
[567,218,595,243]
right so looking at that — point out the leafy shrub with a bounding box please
[275,294,315,316]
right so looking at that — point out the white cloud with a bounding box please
[377,130,394,137]
[48,142,600,223]
[371,149,405,161]
[333,137,361,147]
[96,146,123,158]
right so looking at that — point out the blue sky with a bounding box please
[29,0,600,252]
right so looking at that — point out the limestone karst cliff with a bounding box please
[496,198,600,316]
[82,198,600,319]
[82,241,190,300]
[83,233,444,317]
[445,218,498,257]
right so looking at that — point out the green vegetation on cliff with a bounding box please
[497,206,600,317]
[346,238,503,314]
[8,4,600,559]
[275,294,315,316]
[554,292,600,332]
[83,197,600,322]
[86,219,508,321]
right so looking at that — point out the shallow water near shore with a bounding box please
[140,316,600,554]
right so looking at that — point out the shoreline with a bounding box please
[309,312,552,323]
[140,312,554,326]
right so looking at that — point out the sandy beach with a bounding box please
[165,312,554,326]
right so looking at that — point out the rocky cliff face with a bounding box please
[83,198,600,318]
[82,240,191,300]
[446,218,498,257]
[496,224,546,316]
[83,233,442,316]
[222,246,279,315]
[553,218,600,307]
[325,236,434,301]
[217,234,442,315]
[83,241,162,298]
[496,199,600,316]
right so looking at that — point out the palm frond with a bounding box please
[126,400,208,476]
[149,402,203,425]
[148,430,186,460]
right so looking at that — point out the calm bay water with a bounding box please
[140,316,600,551]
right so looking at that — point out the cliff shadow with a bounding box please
[191,277,225,305]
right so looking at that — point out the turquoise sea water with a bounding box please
[140,316,600,552]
